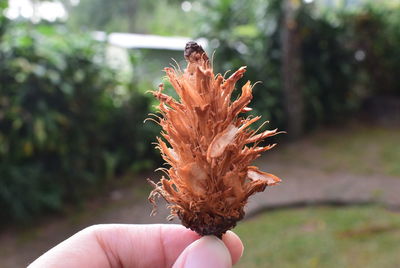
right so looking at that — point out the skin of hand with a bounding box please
[28,224,244,268]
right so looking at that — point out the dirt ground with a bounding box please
[1,124,399,267]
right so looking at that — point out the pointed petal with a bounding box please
[247,167,281,186]
[207,124,239,160]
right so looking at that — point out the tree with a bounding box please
[281,0,304,138]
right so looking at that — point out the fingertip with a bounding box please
[222,231,244,265]
[173,235,232,268]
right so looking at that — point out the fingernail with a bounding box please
[176,236,232,268]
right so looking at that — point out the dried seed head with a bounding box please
[148,41,283,237]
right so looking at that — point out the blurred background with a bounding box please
[1,0,400,267]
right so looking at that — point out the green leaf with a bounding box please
[233,24,259,38]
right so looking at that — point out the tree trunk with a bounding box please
[281,0,304,139]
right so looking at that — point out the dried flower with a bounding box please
[148,42,282,238]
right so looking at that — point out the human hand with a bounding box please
[28,224,243,268]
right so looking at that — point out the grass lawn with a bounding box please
[274,124,400,177]
[235,206,400,268]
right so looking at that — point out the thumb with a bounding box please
[172,235,232,268]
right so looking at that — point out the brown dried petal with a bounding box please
[178,162,208,195]
[207,124,239,160]
[247,167,282,186]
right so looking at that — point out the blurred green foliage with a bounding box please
[342,5,400,97]
[298,5,357,127]
[0,18,157,222]
[198,0,285,129]
[198,0,400,130]
[64,0,197,36]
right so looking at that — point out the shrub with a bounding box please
[343,5,400,97]
[196,0,400,130]
[297,6,357,126]
[197,0,285,130]
[0,21,157,222]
